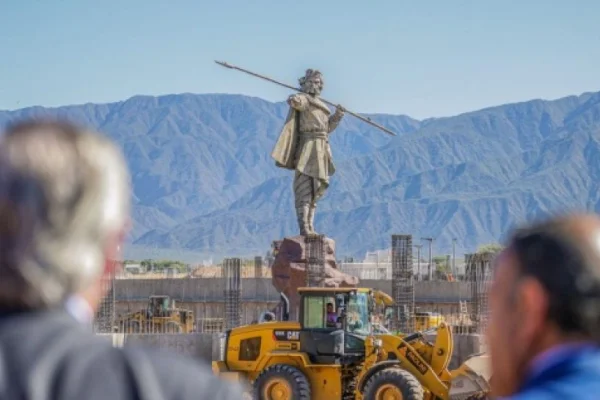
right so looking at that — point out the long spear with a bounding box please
[215,60,397,137]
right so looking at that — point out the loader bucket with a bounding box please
[449,353,492,399]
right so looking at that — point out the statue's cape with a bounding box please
[271,107,298,170]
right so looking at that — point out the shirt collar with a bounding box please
[64,294,94,325]
[526,342,597,382]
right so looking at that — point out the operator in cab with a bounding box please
[326,302,338,327]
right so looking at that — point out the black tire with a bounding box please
[253,364,311,400]
[126,321,141,333]
[164,322,182,333]
[363,367,424,400]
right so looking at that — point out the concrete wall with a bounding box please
[113,278,475,333]
[362,280,472,303]
[97,332,220,363]
[97,331,485,371]
[115,300,279,326]
[115,278,280,302]
[115,278,472,304]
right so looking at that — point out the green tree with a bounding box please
[433,255,449,273]
[476,243,503,255]
[132,259,188,273]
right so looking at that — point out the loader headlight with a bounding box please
[373,338,383,348]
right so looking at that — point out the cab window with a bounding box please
[303,295,337,329]
[303,296,324,328]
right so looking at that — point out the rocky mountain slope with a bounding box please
[2,91,598,259]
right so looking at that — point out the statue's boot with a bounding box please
[307,203,318,235]
[296,205,310,236]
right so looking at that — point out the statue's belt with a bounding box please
[299,130,328,139]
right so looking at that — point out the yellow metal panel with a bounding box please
[380,334,450,400]
[431,322,453,375]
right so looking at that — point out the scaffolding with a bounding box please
[93,270,115,333]
[390,234,415,333]
[254,256,263,278]
[223,258,242,330]
[197,318,225,333]
[465,252,494,334]
[305,235,325,287]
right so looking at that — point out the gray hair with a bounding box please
[0,120,130,310]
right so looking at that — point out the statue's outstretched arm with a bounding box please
[328,105,345,133]
[287,94,309,111]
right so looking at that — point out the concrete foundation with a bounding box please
[97,332,485,371]
[114,278,472,304]
[97,332,221,363]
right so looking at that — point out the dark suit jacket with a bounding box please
[509,346,600,399]
[0,310,244,400]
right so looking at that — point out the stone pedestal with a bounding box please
[271,235,359,320]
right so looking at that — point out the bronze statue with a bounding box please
[214,61,397,236]
[271,69,345,236]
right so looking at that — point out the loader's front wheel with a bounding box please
[363,367,424,400]
[253,364,310,400]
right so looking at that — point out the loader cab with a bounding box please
[148,295,172,317]
[297,288,375,364]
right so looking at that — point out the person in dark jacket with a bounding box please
[0,120,243,400]
[487,213,600,399]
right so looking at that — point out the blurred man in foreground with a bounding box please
[0,120,243,399]
[487,213,600,399]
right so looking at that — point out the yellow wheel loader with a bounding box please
[212,287,491,399]
[114,295,195,333]
[372,291,446,334]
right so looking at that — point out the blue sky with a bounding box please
[1,0,599,119]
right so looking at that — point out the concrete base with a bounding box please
[97,332,486,371]
[97,332,221,362]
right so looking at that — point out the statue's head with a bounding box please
[299,69,324,96]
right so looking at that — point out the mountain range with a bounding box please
[1,90,599,261]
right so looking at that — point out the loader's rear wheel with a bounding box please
[164,322,182,333]
[253,364,310,400]
[125,321,141,333]
[363,367,424,400]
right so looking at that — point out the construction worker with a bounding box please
[326,302,338,327]
[487,213,600,399]
[0,120,243,400]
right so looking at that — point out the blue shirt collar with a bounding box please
[526,342,597,382]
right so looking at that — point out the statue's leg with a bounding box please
[307,179,318,235]
[308,178,328,235]
[293,171,311,236]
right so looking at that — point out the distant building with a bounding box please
[123,263,144,274]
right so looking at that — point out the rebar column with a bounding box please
[224,258,242,330]
[254,256,263,278]
[391,234,415,333]
[421,237,434,280]
[305,235,325,287]
[93,269,115,333]
[414,244,422,281]
[467,252,494,334]
[452,238,457,276]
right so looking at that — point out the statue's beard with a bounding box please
[303,82,322,96]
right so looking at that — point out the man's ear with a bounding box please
[516,277,549,344]
[103,224,128,276]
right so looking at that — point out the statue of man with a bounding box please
[271,69,345,236]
